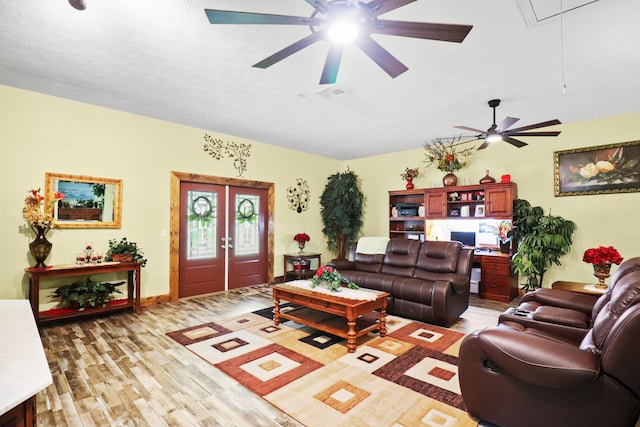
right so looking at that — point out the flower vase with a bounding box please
[593,262,612,288]
[442,173,458,186]
[499,240,511,254]
[298,241,306,254]
[29,225,52,269]
[405,178,414,190]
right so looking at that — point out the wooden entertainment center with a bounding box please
[389,182,518,302]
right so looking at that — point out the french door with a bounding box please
[179,182,268,297]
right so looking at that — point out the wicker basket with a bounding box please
[111,254,134,262]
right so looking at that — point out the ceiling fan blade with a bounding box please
[503,136,528,148]
[506,119,561,134]
[355,35,408,78]
[205,9,323,26]
[370,20,472,42]
[253,32,324,69]
[304,0,333,14]
[477,139,490,150]
[508,131,562,137]
[365,0,417,17]
[496,116,519,132]
[454,125,487,134]
[320,44,344,84]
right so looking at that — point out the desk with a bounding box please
[474,251,518,302]
[283,252,321,281]
[0,300,52,425]
[552,281,607,296]
[25,262,141,325]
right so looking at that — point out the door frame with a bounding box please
[169,171,275,301]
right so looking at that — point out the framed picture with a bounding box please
[474,205,485,217]
[554,140,640,196]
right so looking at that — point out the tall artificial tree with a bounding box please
[319,169,364,260]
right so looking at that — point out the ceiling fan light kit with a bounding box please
[205,0,473,85]
[68,0,86,10]
[455,99,562,150]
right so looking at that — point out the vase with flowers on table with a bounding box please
[294,232,310,254]
[23,188,65,269]
[582,245,624,289]
[497,220,513,254]
[423,137,474,186]
[400,167,419,190]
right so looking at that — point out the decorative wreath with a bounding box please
[236,198,256,223]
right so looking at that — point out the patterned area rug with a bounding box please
[167,306,478,427]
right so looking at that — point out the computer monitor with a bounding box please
[450,231,476,247]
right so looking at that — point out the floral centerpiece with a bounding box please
[423,138,474,173]
[294,232,310,253]
[311,265,359,292]
[583,246,623,265]
[400,167,419,189]
[23,188,65,230]
[497,220,512,243]
[583,245,623,288]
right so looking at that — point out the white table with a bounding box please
[0,300,52,424]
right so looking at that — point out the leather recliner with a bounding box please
[498,257,640,342]
[458,257,640,427]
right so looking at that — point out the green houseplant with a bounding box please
[52,277,124,310]
[105,237,148,266]
[319,169,364,260]
[511,199,576,291]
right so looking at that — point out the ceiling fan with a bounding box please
[204,0,473,84]
[455,99,562,150]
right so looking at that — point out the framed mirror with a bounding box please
[44,173,122,228]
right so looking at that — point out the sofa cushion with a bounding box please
[415,241,461,274]
[381,239,420,278]
[392,277,433,305]
[353,252,384,273]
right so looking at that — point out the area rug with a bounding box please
[167,305,478,427]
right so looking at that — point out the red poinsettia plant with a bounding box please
[294,233,310,243]
[582,246,623,265]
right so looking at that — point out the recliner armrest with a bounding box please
[521,288,599,315]
[476,326,600,390]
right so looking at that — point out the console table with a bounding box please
[25,262,141,325]
[283,252,321,281]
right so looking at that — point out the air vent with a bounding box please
[313,85,351,100]
[516,0,599,27]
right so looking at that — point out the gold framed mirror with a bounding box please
[44,173,122,228]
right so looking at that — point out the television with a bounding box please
[450,231,476,248]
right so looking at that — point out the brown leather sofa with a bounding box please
[330,238,473,327]
[458,257,640,427]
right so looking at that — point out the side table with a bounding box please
[551,280,607,296]
[283,252,321,281]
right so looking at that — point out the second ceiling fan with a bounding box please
[205,0,473,84]
[455,99,562,150]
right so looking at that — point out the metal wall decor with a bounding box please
[287,178,310,213]
[203,133,251,177]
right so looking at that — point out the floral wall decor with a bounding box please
[203,133,251,177]
[287,178,310,213]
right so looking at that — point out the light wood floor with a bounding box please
[36,288,513,426]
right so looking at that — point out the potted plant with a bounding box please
[319,169,364,260]
[511,199,576,291]
[51,277,124,310]
[105,237,148,266]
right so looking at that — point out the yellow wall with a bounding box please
[0,84,342,301]
[349,111,640,287]
[2,83,639,302]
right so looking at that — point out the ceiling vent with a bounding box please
[313,85,351,101]
[516,0,600,26]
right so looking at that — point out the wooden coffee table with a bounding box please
[272,283,389,353]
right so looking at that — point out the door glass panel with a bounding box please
[234,194,259,256]
[186,191,217,259]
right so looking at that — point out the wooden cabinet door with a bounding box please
[425,191,447,218]
[485,186,513,216]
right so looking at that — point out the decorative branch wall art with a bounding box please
[203,134,251,177]
[287,178,310,213]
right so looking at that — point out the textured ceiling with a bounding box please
[1,0,639,160]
